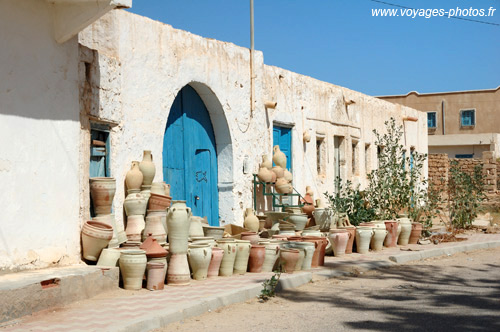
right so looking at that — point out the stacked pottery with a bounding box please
[280,248,299,273]
[313,206,333,232]
[275,177,292,194]
[96,248,121,267]
[257,164,273,183]
[328,229,350,257]
[338,226,356,254]
[148,193,172,210]
[271,165,284,179]
[261,244,280,272]
[125,215,145,242]
[216,238,237,276]
[139,150,155,186]
[384,220,399,247]
[243,208,259,232]
[240,232,260,245]
[146,262,165,291]
[119,249,147,290]
[166,201,191,285]
[207,247,224,278]
[355,226,374,254]
[151,182,169,196]
[233,240,251,274]
[202,225,225,239]
[92,214,120,248]
[261,155,273,170]
[90,177,116,215]
[141,235,168,283]
[409,222,423,244]
[285,213,308,231]
[397,214,412,245]
[142,215,167,244]
[124,193,147,216]
[125,161,143,194]
[191,236,216,248]
[302,193,315,218]
[294,242,315,270]
[272,145,287,169]
[189,216,205,238]
[147,210,168,235]
[81,220,113,261]
[188,243,212,280]
[248,245,266,273]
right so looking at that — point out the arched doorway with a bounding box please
[163,85,219,225]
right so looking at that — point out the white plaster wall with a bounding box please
[0,0,81,272]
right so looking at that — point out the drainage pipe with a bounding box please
[441,100,446,135]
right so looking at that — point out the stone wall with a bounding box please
[428,154,448,191]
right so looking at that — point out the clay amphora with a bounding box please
[146,262,165,290]
[257,166,273,183]
[303,130,311,143]
[139,150,156,186]
[248,245,266,273]
[150,182,166,196]
[301,238,321,268]
[356,227,374,254]
[81,220,113,261]
[234,240,251,274]
[167,253,190,285]
[329,229,350,257]
[216,238,237,276]
[397,215,412,245]
[370,228,388,251]
[166,203,191,254]
[124,193,147,216]
[339,226,356,254]
[273,145,287,169]
[305,186,314,198]
[125,215,145,242]
[147,210,168,235]
[275,177,292,194]
[148,193,172,210]
[384,221,398,247]
[89,177,116,215]
[119,249,147,290]
[207,247,224,278]
[409,222,423,244]
[187,244,212,280]
[262,244,280,272]
[262,155,272,170]
[293,242,315,270]
[126,161,143,193]
[280,248,299,273]
[96,248,121,267]
[284,169,293,183]
[240,231,260,244]
[189,216,205,238]
[243,208,259,232]
[271,165,285,179]
[143,215,167,244]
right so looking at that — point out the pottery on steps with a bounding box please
[139,150,156,186]
[285,213,308,231]
[202,225,225,239]
[273,145,287,169]
[148,193,172,210]
[248,244,266,273]
[207,247,224,278]
[189,216,205,238]
[150,182,167,196]
[167,253,190,285]
[234,240,251,274]
[146,262,165,290]
[89,177,116,215]
[124,193,147,216]
[280,248,299,273]
[261,244,280,272]
[81,220,113,261]
[119,249,147,290]
[261,155,272,170]
[147,210,168,235]
[125,161,143,193]
[96,248,121,267]
[216,238,237,276]
[143,215,167,244]
[240,231,260,245]
[125,215,145,242]
[166,203,191,254]
[257,165,273,183]
[92,214,119,248]
[271,166,284,179]
[188,244,212,280]
[243,208,259,232]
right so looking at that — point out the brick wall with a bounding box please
[428,153,448,191]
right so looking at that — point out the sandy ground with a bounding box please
[158,247,500,332]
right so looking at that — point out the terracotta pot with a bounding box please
[328,230,350,257]
[119,249,147,290]
[257,166,273,183]
[126,161,143,193]
[166,203,191,254]
[384,221,398,247]
[293,247,305,271]
[240,231,260,244]
[290,242,315,270]
[148,193,172,210]
[124,193,147,217]
[81,220,113,261]
[302,203,315,218]
[339,226,356,254]
[147,210,168,235]
[216,239,237,276]
[202,225,225,239]
[356,227,374,254]
[207,247,224,278]
[89,177,116,215]
[167,253,190,285]
[397,216,412,246]
[262,155,272,170]
[270,170,277,183]
[139,150,156,186]
[280,248,299,273]
[96,248,121,267]
[247,245,265,272]
[189,216,205,238]
[150,182,166,196]
[243,208,259,232]
[370,228,388,251]
[318,236,328,266]
[262,244,280,272]
[92,214,119,248]
[284,169,293,183]
[273,145,287,169]
[409,222,423,244]
[188,244,212,280]
[301,238,321,268]
[271,166,284,179]
[143,215,167,244]
[285,213,308,231]
[125,215,145,242]
[146,262,165,290]
[233,240,251,274]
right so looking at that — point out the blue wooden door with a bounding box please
[163,86,219,225]
[273,126,292,171]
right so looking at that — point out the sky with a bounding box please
[128,0,500,96]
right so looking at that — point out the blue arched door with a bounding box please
[163,85,219,225]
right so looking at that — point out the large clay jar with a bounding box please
[119,249,147,290]
[356,227,374,254]
[271,165,285,179]
[240,231,260,245]
[146,262,165,291]
[329,229,350,257]
[167,253,190,285]
[92,214,119,248]
[81,221,113,261]
[139,150,156,186]
[262,245,280,272]
[148,193,172,210]
[216,238,237,276]
[302,237,321,268]
[284,169,293,183]
[143,215,167,244]
[147,210,168,235]
[124,193,147,216]
[243,208,259,232]
[166,202,191,254]
[273,145,287,169]
[125,215,145,242]
[207,247,224,278]
[397,215,412,245]
[384,221,398,247]
[262,155,272,170]
[275,177,292,194]
[89,177,116,215]
[234,240,251,274]
[370,228,388,251]
[409,222,423,244]
[280,248,299,273]
[150,182,166,196]
[189,216,205,238]
[294,242,315,270]
[96,248,121,267]
[187,244,212,280]
[126,161,143,193]
[339,226,356,254]
[293,247,305,271]
[257,165,273,183]
[313,208,333,232]
[248,245,266,273]
[318,236,328,266]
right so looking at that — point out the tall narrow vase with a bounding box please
[139,150,156,186]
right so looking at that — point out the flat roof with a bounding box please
[377,86,500,98]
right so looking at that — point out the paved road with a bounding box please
[162,247,500,332]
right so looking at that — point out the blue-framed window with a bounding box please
[460,109,475,127]
[427,112,437,128]
[455,154,474,159]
